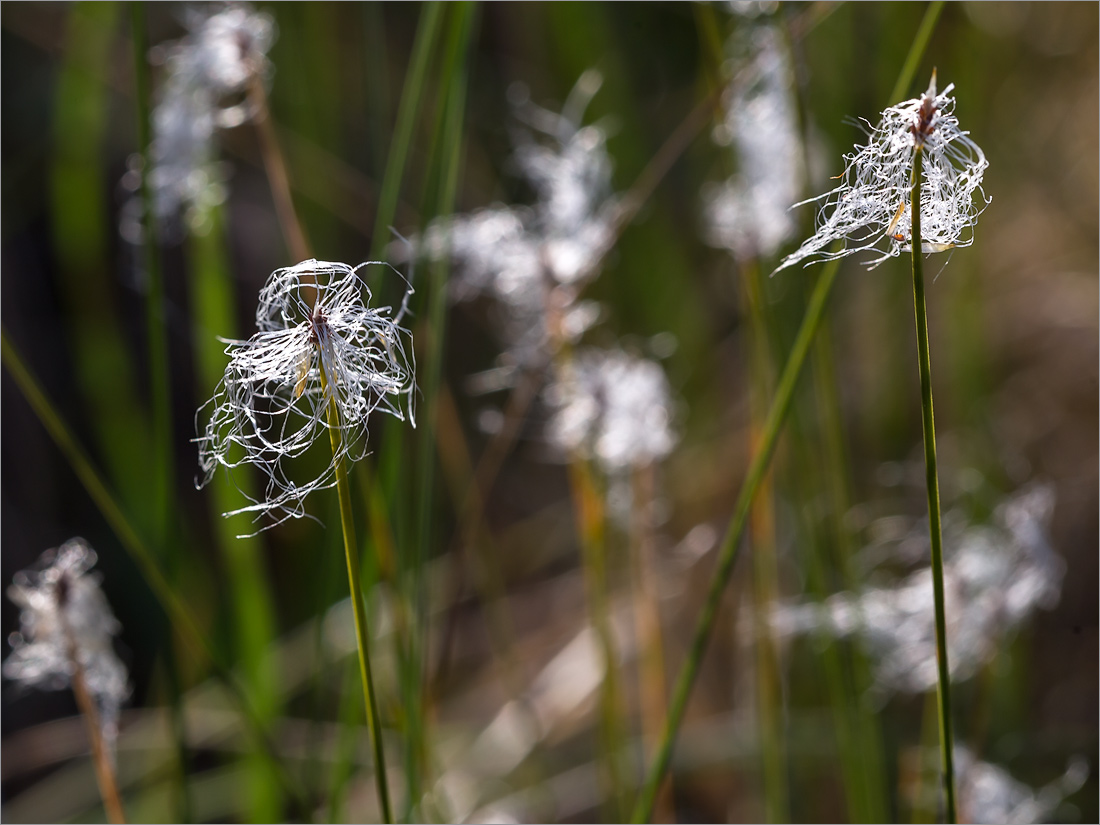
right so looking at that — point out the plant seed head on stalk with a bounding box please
[121,3,276,241]
[411,71,616,374]
[3,539,131,754]
[544,347,678,475]
[773,69,989,273]
[195,260,415,535]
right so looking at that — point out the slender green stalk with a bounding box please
[188,207,283,821]
[570,458,627,821]
[369,1,443,261]
[0,329,313,821]
[631,259,839,823]
[131,2,172,539]
[888,1,945,104]
[130,10,193,820]
[632,8,946,819]
[909,146,956,824]
[322,386,393,824]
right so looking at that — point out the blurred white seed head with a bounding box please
[3,539,130,753]
[196,260,415,534]
[768,485,1063,694]
[124,4,276,239]
[774,71,989,273]
[545,348,677,474]
[413,70,617,370]
[908,746,1089,825]
[704,23,804,261]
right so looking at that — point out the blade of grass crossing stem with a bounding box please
[0,331,313,821]
[631,6,946,818]
[131,9,193,820]
[632,260,839,823]
[51,2,154,537]
[909,146,957,823]
[187,206,283,822]
[405,6,477,816]
[368,1,443,262]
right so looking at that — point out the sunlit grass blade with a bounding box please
[187,207,283,822]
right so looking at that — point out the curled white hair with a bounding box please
[196,260,415,534]
[774,72,989,273]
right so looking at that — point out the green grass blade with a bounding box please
[369,1,444,260]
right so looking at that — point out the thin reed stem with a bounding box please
[632,8,946,818]
[631,258,840,823]
[569,457,627,821]
[909,145,957,824]
[249,73,311,263]
[0,329,313,821]
[130,11,193,818]
[888,1,945,104]
[322,379,393,824]
[369,1,443,261]
[64,630,127,824]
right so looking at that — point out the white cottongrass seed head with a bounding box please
[414,70,615,370]
[196,260,415,534]
[3,539,131,752]
[545,347,677,474]
[704,22,804,261]
[766,484,1063,695]
[128,4,275,236]
[774,70,989,273]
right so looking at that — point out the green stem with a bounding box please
[0,329,312,821]
[888,1,945,104]
[324,393,393,824]
[131,10,193,820]
[369,1,443,261]
[631,258,840,823]
[909,146,956,824]
[631,8,947,818]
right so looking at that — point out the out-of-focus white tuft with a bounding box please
[544,347,677,475]
[774,72,989,273]
[3,539,130,754]
[413,70,617,372]
[905,745,1090,824]
[767,485,1064,694]
[195,260,415,534]
[123,4,276,239]
[704,23,804,262]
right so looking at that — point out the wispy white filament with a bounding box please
[545,347,677,474]
[196,260,415,534]
[774,73,989,273]
[3,539,130,753]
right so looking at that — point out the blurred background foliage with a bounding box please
[1,2,1096,822]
